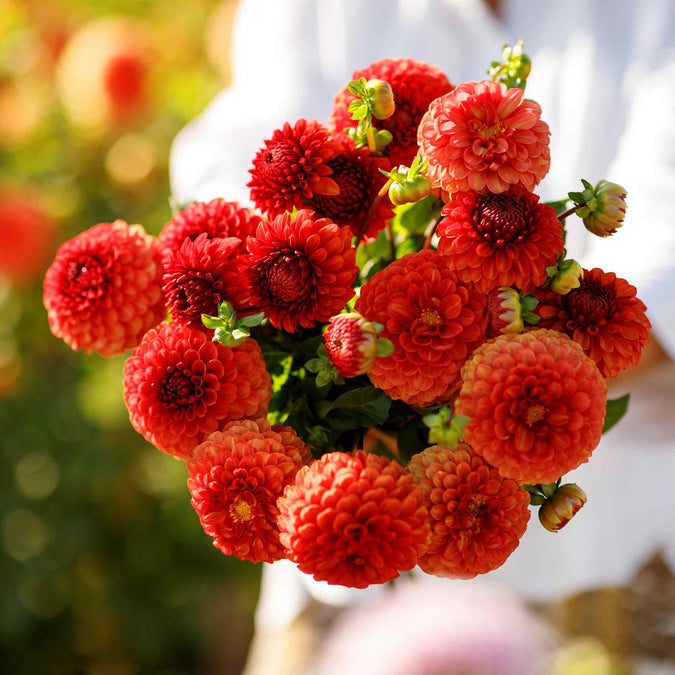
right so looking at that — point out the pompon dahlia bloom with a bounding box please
[158,198,261,266]
[438,187,563,292]
[456,329,607,484]
[187,419,310,563]
[330,58,453,167]
[408,443,530,579]
[355,249,487,407]
[43,220,165,356]
[309,136,394,241]
[123,323,272,460]
[162,234,248,330]
[534,268,650,378]
[248,119,341,218]
[324,312,379,378]
[243,209,357,333]
[278,451,429,588]
[418,80,551,195]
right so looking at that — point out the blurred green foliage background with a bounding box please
[0,1,262,673]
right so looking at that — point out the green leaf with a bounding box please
[239,312,265,327]
[201,314,222,330]
[304,358,324,373]
[322,386,392,430]
[544,198,569,212]
[376,338,394,358]
[271,355,293,391]
[315,371,333,388]
[392,195,442,236]
[603,394,630,433]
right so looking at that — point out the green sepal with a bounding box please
[521,294,538,313]
[231,328,250,341]
[523,312,540,325]
[541,482,558,498]
[347,77,368,99]
[603,394,630,433]
[238,312,266,328]
[568,191,585,204]
[529,494,546,506]
[315,371,333,388]
[201,314,223,330]
[218,302,235,321]
[375,338,394,358]
[371,322,385,334]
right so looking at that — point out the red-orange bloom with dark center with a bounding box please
[277,450,430,588]
[188,419,310,563]
[162,234,249,331]
[455,329,607,484]
[355,249,487,407]
[438,187,563,292]
[408,443,530,578]
[123,322,272,460]
[158,198,261,267]
[310,136,394,242]
[329,58,453,167]
[418,80,550,196]
[243,209,357,333]
[534,268,650,378]
[43,220,165,356]
[248,119,341,218]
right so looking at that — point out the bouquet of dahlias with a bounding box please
[44,44,650,588]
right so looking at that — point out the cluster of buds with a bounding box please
[345,77,395,154]
[201,301,265,347]
[486,287,539,336]
[380,154,432,206]
[422,407,469,448]
[545,258,584,295]
[526,482,588,532]
[568,179,627,237]
[488,39,532,90]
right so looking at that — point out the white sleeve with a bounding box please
[580,62,675,359]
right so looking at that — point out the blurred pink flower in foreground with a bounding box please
[313,582,555,675]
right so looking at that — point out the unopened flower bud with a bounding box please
[324,312,379,377]
[548,259,584,295]
[366,79,395,120]
[538,483,587,532]
[571,179,627,237]
[389,174,431,206]
[486,287,524,336]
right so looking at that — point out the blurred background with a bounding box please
[0,1,263,673]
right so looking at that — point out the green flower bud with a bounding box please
[366,79,395,120]
[538,483,587,532]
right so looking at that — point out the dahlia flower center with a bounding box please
[474,194,530,246]
[160,368,204,407]
[419,309,441,326]
[454,494,489,533]
[525,404,548,427]
[312,156,367,218]
[260,252,312,304]
[229,499,254,524]
[474,121,504,142]
[259,141,299,182]
[65,254,111,298]
[175,275,221,312]
[564,282,615,329]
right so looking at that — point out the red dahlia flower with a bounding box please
[534,268,650,378]
[330,58,453,167]
[355,249,487,407]
[438,187,563,293]
[123,323,272,460]
[408,443,530,578]
[188,419,310,563]
[43,220,165,356]
[278,451,429,588]
[243,209,357,333]
[158,198,261,267]
[418,80,550,195]
[309,136,394,242]
[455,329,607,484]
[248,119,341,218]
[162,234,249,331]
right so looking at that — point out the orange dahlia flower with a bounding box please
[438,187,563,292]
[158,198,261,267]
[355,249,487,407]
[455,330,607,484]
[43,220,165,356]
[534,268,650,378]
[418,80,550,196]
[188,419,310,563]
[123,323,272,460]
[277,451,430,588]
[409,443,530,578]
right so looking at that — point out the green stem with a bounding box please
[357,178,393,245]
